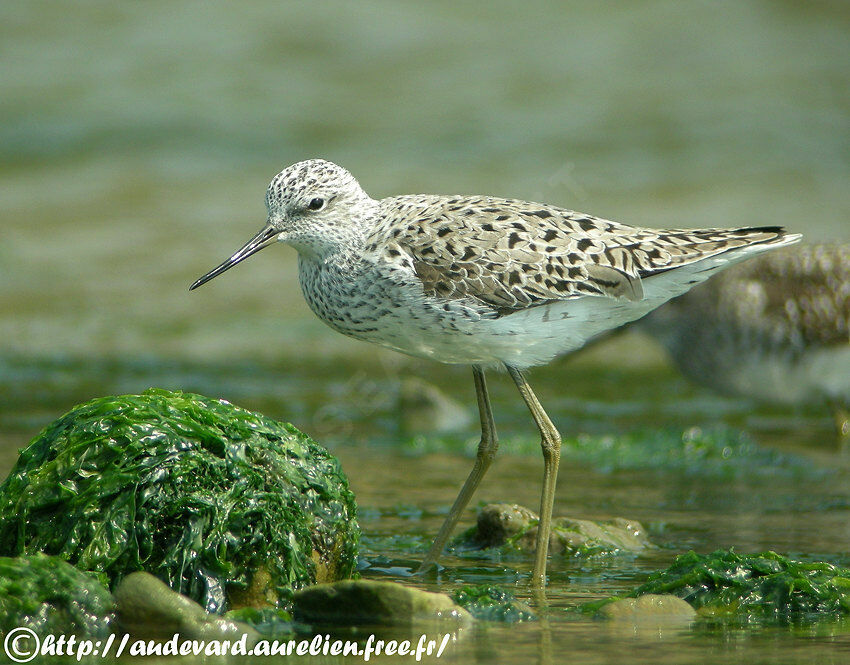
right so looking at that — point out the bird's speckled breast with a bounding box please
[298,255,404,338]
[296,254,507,364]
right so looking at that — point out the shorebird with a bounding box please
[641,243,849,437]
[190,159,800,585]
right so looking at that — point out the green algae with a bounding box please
[0,554,114,637]
[451,585,535,623]
[552,426,806,477]
[454,503,651,559]
[405,425,808,478]
[0,389,359,613]
[633,550,850,623]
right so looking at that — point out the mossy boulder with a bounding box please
[460,503,539,549]
[0,554,114,637]
[457,503,652,556]
[0,389,359,613]
[633,549,850,623]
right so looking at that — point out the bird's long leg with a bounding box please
[505,364,561,587]
[417,365,498,573]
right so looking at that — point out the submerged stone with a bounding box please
[596,594,696,622]
[458,503,652,556]
[548,516,652,556]
[115,572,259,643]
[633,549,850,623]
[0,388,359,613]
[292,580,472,628]
[0,553,114,637]
[463,503,538,549]
[451,585,535,622]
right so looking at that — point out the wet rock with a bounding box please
[597,594,696,622]
[293,580,472,628]
[548,516,652,555]
[464,503,539,548]
[634,549,850,622]
[115,572,260,644]
[0,389,359,612]
[0,554,114,637]
[459,503,652,555]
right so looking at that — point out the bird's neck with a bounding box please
[292,231,370,271]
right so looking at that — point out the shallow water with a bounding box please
[3,348,850,664]
[2,1,850,663]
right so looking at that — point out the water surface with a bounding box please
[2,2,850,663]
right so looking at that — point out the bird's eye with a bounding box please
[307,198,325,211]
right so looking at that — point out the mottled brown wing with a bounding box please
[378,194,788,315]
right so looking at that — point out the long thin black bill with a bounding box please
[189,224,279,290]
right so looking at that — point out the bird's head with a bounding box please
[190,159,375,290]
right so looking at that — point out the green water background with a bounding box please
[2,2,850,663]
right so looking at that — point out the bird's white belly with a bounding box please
[297,247,761,369]
[301,289,643,369]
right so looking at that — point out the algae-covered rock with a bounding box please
[115,572,259,644]
[548,516,652,556]
[0,389,359,612]
[462,503,538,549]
[292,580,472,628]
[451,585,534,622]
[0,554,114,637]
[633,549,850,622]
[458,503,652,556]
[596,594,696,622]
